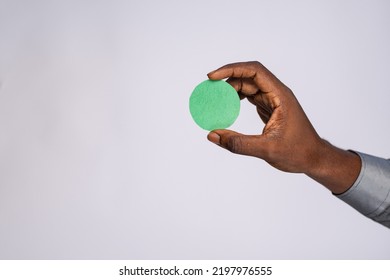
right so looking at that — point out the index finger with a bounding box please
[207,61,282,93]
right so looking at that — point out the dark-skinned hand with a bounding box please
[207,61,361,194]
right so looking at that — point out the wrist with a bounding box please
[305,139,361,194]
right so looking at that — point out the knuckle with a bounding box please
[226,136,243,154]
[248,60,260,65]
[282,85,293,95]
[249,61,262,68]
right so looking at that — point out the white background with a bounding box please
[0,0,389,259]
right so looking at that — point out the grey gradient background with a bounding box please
[0,0,389,259]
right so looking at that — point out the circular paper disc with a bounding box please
[189,80,240,131]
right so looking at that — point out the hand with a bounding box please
[207,61,361,194]
[207,61,321,173]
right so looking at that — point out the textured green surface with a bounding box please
[189,80,240,131]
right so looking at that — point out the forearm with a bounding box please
[306,140,390,228]
[305,139,361,194]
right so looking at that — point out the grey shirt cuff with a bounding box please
[336,151,390,228]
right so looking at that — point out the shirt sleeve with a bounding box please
[335,151,390,228]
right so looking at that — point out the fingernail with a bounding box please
[207,70,215,77]
[207,132,220,144]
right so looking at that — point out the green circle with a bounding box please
[189,80,240,131]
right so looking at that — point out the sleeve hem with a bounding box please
[334,150,365,197]
[334,151,390,227]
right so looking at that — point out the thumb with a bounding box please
[207,129,269,158]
